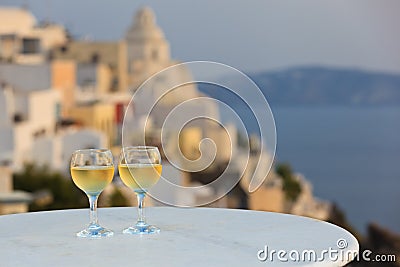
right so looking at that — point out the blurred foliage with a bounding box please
[328,202,361,241]
[109,189,129,207]
[275,163,302,202]
[13,163,87,211]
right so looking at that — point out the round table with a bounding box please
[0,207,358,266]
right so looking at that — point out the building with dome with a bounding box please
[125,7,172,89]
[51,6,181,93]
[0,7,36,35]
[0,7,67,64]
[0,5,227,169]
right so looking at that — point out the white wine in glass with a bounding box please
[119,146,162,234]
[118,164,162,191]
[70,149,114,238]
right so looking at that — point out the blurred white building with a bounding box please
[0,64,107,172]
[31,130,107,173]
[0,7,67,64]
[0,75,59,169]
[290,174,331,220]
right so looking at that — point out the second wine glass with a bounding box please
[118,146,162,234]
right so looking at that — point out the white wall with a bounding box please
[0,127,13,163]
[29,89,59,134]
[13,122,33,170]
[30,136,57,169]
[0,64,51,92]
[10,88,59,170]
[0,90,9,127]
[0,84,60,170]
[31,25,67,50]
[30,129,107,173]
[13,92,29,120]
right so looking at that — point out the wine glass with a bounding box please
[70,149,114,238]
[118,146,162,234]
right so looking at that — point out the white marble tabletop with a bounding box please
[0,207,358,266]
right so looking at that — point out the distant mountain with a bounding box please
[198,66,400,106]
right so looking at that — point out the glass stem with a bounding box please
[88,194,99,226]
[136,192,146,225]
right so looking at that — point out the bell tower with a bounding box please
[125,7,171,89]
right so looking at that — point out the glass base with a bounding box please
[76,224,114,238]
[123,223,160,235]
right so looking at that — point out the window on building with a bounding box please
[91,52,100,63]
[60,45,68,53]
[110,77,119,92]
[32,128,46,139]
[21,38,41,54]
[55,103,62,120]
[13,113,24,123]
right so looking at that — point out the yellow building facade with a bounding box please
[51,60,76,116]
[69,103,116,146]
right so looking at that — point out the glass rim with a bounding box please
[121,146,159,151]
[72,148,111,154]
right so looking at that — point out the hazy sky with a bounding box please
[1,0,400,75]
